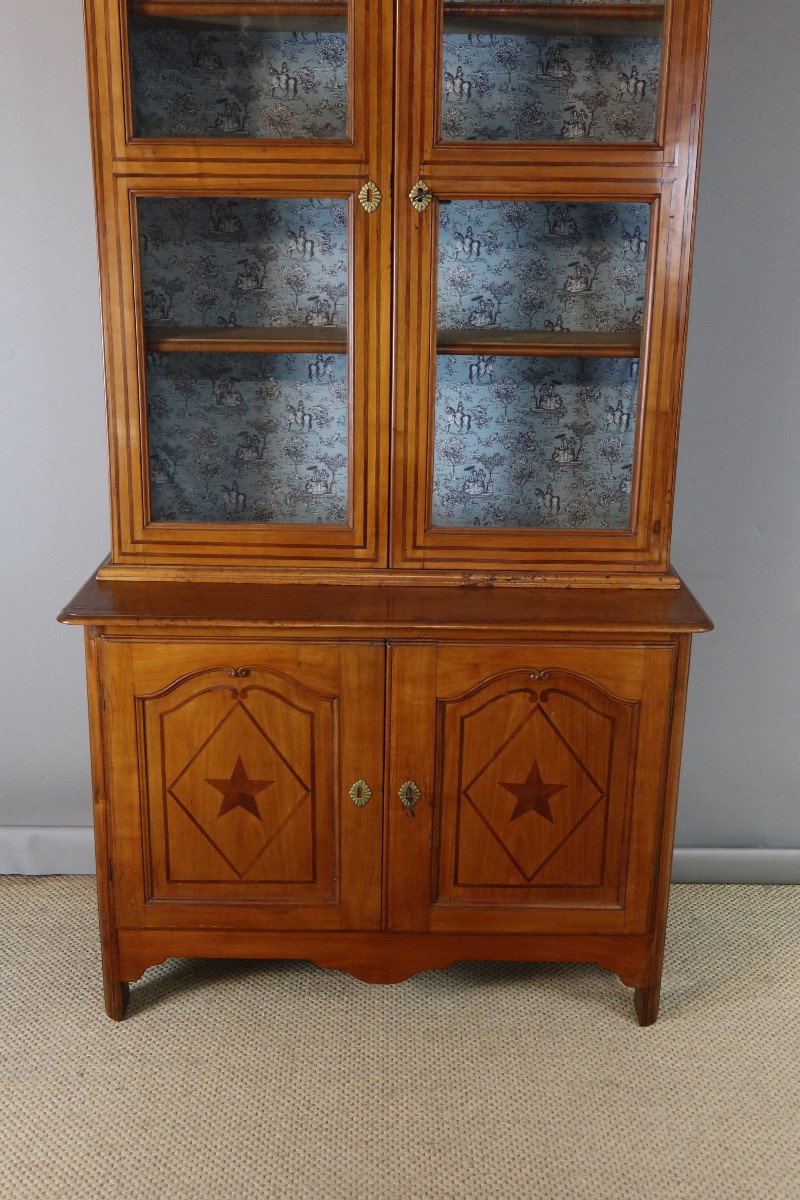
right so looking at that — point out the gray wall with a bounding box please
[1,0,110,848]
[1,0,798,875]
[671,0,800,857]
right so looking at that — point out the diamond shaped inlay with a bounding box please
[168,698,310,879]
[463,703,606,883]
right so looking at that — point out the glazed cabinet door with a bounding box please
[386,642,676,935]
[102,640,384,930]
[391,0,711,579]
[85,0,393,574]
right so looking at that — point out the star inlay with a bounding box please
[205,756,275,820]
[500,759,568,824]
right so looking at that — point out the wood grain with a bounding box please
[102,639,385,931]
[386,642,674,936]
[59,574,713,633]
[117,927,654,987]
[83,628,129,1020]
[443,4,664,38]
[129,2,348,31]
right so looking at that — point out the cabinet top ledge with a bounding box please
[59,570,712,634]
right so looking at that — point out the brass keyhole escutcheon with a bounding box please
[358,181,383,213]
[409,179,433,213]
[398,780,421,816]
[349,779,372,808]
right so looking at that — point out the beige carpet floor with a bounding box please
[0,879,798,1200]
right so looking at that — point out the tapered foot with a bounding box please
[104,979,130,1022]
[634,983,661,1026]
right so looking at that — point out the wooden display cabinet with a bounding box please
[62,0,713,1023]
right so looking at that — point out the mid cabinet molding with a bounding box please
[62,0,713,1024]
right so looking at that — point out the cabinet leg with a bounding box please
[634,983,661,1027]
[103,976,130,1022]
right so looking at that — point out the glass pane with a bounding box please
[128,3,349,139]
[438,201,650,335]
[433,200,647,531]
[146,350,349,524]
[138,197,349,334]
[137,196,350,525]
[441,1,662,143]
[433,356,638,529]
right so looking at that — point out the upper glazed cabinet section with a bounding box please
[96,0,385,164]
[95,0,702,166]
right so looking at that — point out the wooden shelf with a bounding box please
[129,1,348,33]
[443,3,664,37]
[146,326,348,354]
[437,329,641,358]
[131,0,661,36]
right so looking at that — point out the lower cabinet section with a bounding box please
[87,627,692,1025]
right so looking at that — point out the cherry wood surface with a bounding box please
[436,330,642,358]
[146,327,349,355]
[386,643,674,936]
[84,628,129,1020]
[443,2,664,16]
[60,572,711,633]
[130,1,348,27]
[443,5,664,38]
[117,929,654,989]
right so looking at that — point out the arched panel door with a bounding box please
[103,640,384,930]
[386,642,676,935]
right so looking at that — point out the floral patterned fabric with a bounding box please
[441,31,661,143]
[138,197,349,331]
[129,19,349,139]
[437,201,650,333]
[433,356,638,530]
[433,200,648,529]
[146,352,349,525]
